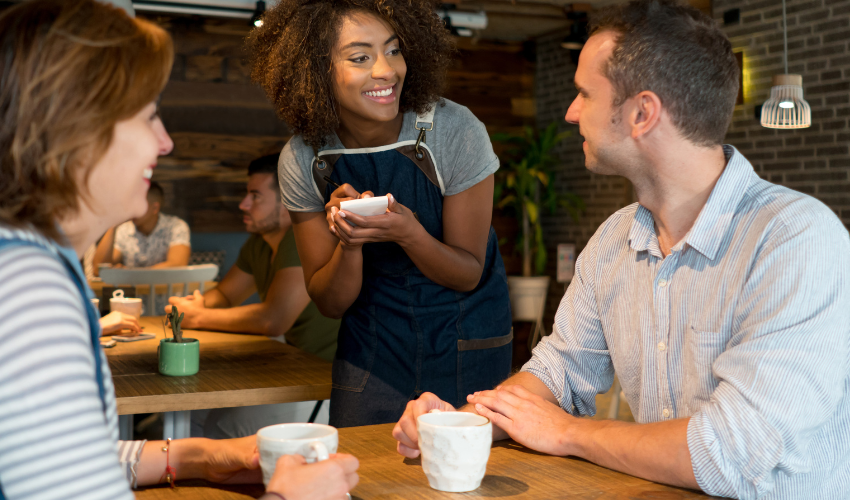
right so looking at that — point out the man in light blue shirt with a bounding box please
[391,0,850,498]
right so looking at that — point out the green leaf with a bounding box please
[497,194,516,209]
[525,199,539,224]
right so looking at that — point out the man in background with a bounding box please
[167,154,339,437]
[93,181,191,272]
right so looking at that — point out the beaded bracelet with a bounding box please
[160,438,177,488]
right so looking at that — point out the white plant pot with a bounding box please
[507,276,550,322]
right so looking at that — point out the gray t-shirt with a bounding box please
[278,99,500,212]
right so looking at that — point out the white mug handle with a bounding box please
[112,289,124,299]
[310,441,329,462]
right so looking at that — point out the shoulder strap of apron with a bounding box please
[311,105,441,197]
[0,237,108,500]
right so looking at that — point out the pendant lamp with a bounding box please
[760,0,811,128]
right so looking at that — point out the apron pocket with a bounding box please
[456,330,514,407]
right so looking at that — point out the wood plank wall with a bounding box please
[138,14,535,234]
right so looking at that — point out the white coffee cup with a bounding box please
[256,423,338,487]
[109,289,143,319]
[417,411,492,492]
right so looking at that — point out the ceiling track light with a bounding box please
[760,0,811,129]
[251,1,266,27]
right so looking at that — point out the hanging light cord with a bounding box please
[782,0,789,74]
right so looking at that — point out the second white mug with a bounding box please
[256,423,338,487]
[417,411,492,492]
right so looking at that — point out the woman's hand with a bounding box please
[325,184,374,236]
[331,193,421,248]
[197,436,262,484]
[99,311,141,335]
[266,453,359,500]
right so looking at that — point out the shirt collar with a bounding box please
[683,145,755,260]
[628,204,656,254]
[628,145,756,260]
[135,213,163,238]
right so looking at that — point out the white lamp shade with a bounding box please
[761,74,811,129]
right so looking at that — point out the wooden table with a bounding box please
[107,316,332,439]
[136,423,715,499]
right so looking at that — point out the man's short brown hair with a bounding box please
[0,0,173,241]
[589,0,739,146]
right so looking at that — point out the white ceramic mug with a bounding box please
[417,411,492,492]
[109,289,143,319]
[256,423,338,487]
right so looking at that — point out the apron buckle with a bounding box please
[414,128,427,161]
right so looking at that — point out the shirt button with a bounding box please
[658,278,668,287]
[662,408,670,418]
[658,341,666,351]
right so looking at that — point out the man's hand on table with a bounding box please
[99,311,141,336]
[267,453,359,500]
[392,374,572,458]
[166,289,205,328]
[468,384,574,456]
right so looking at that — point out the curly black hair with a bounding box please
[248,0,453,150]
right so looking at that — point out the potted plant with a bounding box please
[158,306,199,376]
[492,122,583,321]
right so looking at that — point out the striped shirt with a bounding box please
[0,226,144,500]
[523,146,850,499]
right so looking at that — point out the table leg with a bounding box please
[119,415,134,440]
[162,411,191,439]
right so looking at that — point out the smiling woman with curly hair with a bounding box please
[250,0,513,428]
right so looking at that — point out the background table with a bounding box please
[136,423,716,499]
[106,316,332,439]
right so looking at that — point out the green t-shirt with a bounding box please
[235,230,339,362]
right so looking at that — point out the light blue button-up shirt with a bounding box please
[523,146,850,499]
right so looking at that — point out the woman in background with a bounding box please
[0,1,357,499]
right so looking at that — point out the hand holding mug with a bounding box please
[392,392,456,458]
[266,453,359,500]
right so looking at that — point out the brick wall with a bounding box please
[715,0,850,231]
[535,2,850,324]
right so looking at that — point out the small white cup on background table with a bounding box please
[109,289,142,319]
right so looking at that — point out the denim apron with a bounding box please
[312,108,513,427]
[0,234,108,500]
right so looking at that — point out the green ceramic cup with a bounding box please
[158,338,199,376]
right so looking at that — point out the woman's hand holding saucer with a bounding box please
[332,193,420,247]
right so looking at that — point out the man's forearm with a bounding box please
[191,302,295,337]
[202,288,231,308]
[466,371,699,490]
[566,417,698,490]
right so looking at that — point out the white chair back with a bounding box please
[100,264,219,316]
